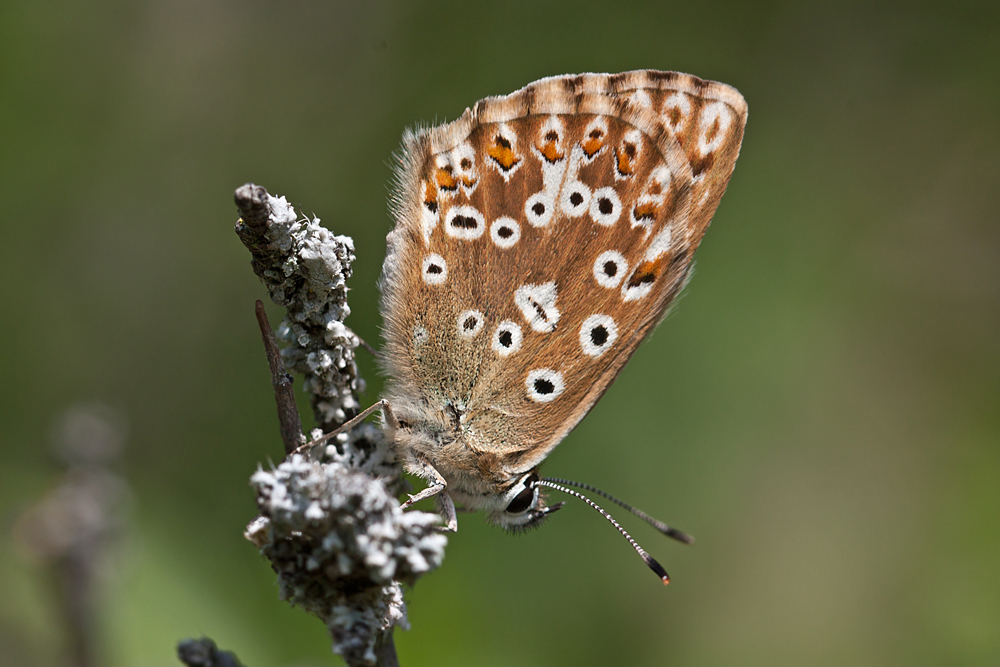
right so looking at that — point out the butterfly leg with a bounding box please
[291,399,393,454]
[436,492,458,532]
[341,325,380,358]
[400,454,448,509]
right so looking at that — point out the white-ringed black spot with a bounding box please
[525,368,564,402]
[579,314,618,358]
[590,325,609,346]
[492,320,523,356]
[490,216,520,249]
[589,187,622,226]
[445,205,485,240]
[457,309,485,338]
[559,182,591,217]
[421,253,448,285]
[525,192,555,227]
[593,250,628,288]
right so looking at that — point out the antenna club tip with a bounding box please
[643,554,671,586]
[664,528,695,544]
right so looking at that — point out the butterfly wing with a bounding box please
[380,71,746,475]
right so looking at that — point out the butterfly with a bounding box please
[332,70,745,583]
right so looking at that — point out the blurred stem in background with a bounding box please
[13,404,130,667]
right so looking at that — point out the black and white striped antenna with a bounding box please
[536,478,693,585]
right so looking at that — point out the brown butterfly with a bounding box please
[332,70,746,583]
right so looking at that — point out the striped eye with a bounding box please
[505,473,539,514]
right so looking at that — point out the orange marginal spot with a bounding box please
[460,174,477,187]
[667,107,682,127]
[633,202,658,221]
[691,153,715,178]
[704,118,720,143]
[615,143,637,175]
[627,258,664,288]
[435,166,458,191]
[487,134,520,170]
[423,180,438,212]
[582,129,605,157]
[647,176,668,196]
[538,139,564,163]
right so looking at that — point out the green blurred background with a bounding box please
[2,0,998,665]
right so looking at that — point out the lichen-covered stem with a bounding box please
[235,183,365,434]
[234,184,446,666]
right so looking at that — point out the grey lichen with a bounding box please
[247,428,445,664]
[236,188,364,430]
[234,184,447,666]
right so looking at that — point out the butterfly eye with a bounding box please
[505,487,535,514]
[505,473,539,514]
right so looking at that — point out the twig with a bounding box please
[225,183,446,667]
[374,631,400,667]
[254,300,305,455]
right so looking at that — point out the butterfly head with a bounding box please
[385,395,563,530]
[490,470,565,532]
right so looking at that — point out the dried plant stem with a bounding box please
[374,632,400,667]
[254,300,305,455]
[188,183,446,667]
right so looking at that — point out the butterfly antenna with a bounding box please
[535,479,671,586]
[542,477,694,545]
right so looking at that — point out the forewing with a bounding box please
[380,71,747,471]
